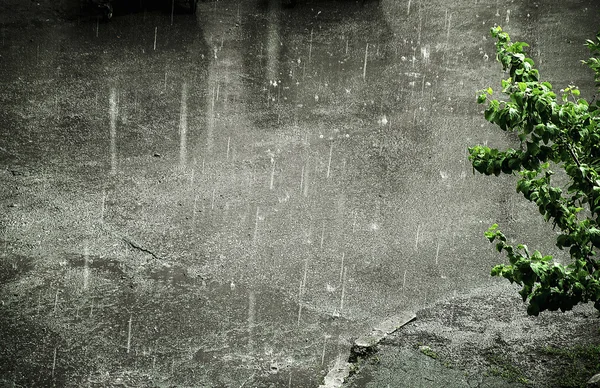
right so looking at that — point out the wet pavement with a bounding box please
[1,0,599,386]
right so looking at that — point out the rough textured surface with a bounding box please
[1,0,600,386]
[354,311,416,349]
[319,357,352,388]
[345,285,600,387]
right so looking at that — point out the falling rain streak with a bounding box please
[326,143,333,178]
[303,160,310,197]
[100,189,106,223]
[298,258,309,325]
[247,291,256,351]
[109,88,117,175]
[153,27,157,50]
[270,159,276,190]
[363,43,369,81]
[83,246,89,290]
[339,266,347,316]
[179,82,188,169]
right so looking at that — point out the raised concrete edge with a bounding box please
[318,311,416,388]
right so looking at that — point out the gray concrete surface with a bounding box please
[0,0,599,386]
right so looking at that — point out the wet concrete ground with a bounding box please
[1,0,599,386]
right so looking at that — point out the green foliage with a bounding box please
[469,27,600,315]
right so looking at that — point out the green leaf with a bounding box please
[508,157,521,170]
[484,107,497,122]
[496,242,504,252]
[530,262,547,282]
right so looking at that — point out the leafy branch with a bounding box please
[469,26,600,315]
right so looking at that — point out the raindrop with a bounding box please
[420,45,430,64]
[109,88,117,175]
[415,225,420,250]
[270,159,276,190]
[153,27,157,51]
[247,291,256,351]
[339,266,347,316]
[179,82,188,169]
[308,28,313,64]
[253,207,260,242]
[83,246,89,290]
[363,43,369,80]
[326,143,333,178]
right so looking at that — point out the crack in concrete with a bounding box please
[121,236,164,261]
